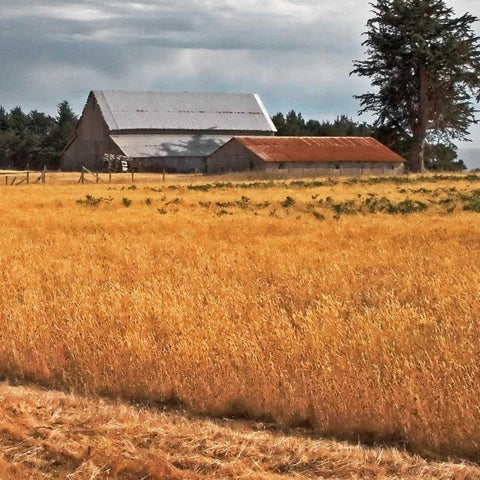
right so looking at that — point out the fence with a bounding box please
[78,166,141,184]
[0,167,46,186]
[0,166,169,187]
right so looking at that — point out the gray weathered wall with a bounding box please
[264,161,404,175]
[139,156,206,173]
[61,94,110,171]
[206,141,262,173]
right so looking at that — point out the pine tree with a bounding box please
[47,101,77,169]
[352,0,480,172]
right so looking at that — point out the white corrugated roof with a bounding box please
[93,90,277,132]
[110,134,232,158]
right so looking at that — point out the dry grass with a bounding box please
[1,173,480,464]
[1,381,479,479]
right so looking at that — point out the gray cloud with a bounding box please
[0,0,479,147]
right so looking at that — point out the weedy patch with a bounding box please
[364,196,390,213]
[363,196,428,215]
[281,196,296,208]
[188,183,211,191]
[215,201,236,208]
[461,190,480,212]
[332,200,357,218]
[237,196,250,208]
[255,201,271,209]
[216,209,232,216]
[312,211,325,220]
[390,199,428,214]
[76,195,108,207]
[122,197,132,207]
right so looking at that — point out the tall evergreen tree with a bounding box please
[0,106,8,131]
[351,0,480,172]
[48,101,77,169]
[55,100,77,135]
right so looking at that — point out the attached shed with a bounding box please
[61,90,276,172]
[206,136,404,175]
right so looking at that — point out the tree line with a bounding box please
[0,101,77,170]
[271,110,466,171]
[0,99,470,172]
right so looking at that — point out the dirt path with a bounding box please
[0,382,478,479]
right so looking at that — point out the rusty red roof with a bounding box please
[233,136,404,163]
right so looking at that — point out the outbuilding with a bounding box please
[61,90,276,172]
[206,136,404,175]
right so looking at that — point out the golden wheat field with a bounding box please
[1,172,480,470]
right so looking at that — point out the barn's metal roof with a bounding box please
[110,134,232,158]
[93,91,276,132]
[232,136,404,163]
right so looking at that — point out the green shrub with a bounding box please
[388,199,428,214]
[312,211,325,220]
[332,200,357,218]
[281,196,296,208]
[188,184,211,191]
[462,191,480,212]
[76,195,102,207]
[364,196,392,213]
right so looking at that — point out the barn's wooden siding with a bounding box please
[206,141,263,174]
[62,94,110,171]
[264,161,404,175]
[140,156,206,173]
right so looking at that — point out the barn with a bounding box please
[61,90,276,172]
[205,136,404,175]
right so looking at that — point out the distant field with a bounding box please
[1,172,480,462]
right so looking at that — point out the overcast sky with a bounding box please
[1,0,479,153]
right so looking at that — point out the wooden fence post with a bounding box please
[42,165,46,183]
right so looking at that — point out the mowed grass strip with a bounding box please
[1,382,479,479]
[1,174,480,461]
